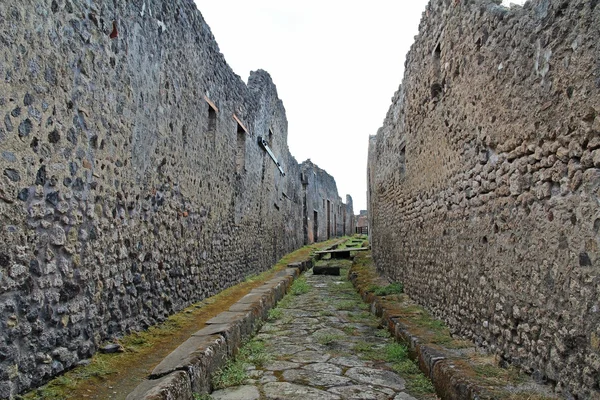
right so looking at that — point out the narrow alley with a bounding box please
[208,249,435,400]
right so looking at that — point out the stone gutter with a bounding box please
[348,265,559,400]
[348,273,490,400]
[126,260,313,400]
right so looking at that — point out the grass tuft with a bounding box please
[267,308,283,321]
[314,333,344,345]
[370,282,404,296]
[212,358,247,389]
[212,339,271,389]
[290,276,310,295]
[384,343,408,362]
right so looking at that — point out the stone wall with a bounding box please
[368,0,600,397]
[0,0,351,397]
[301,160,354,244]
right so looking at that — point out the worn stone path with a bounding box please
[210,259,430,400]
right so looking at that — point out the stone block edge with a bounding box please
[125,256,314,400]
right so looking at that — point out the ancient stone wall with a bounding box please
[301,160,353,244]
[368,0,600,397]
[0,0,351,396]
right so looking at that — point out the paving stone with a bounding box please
[263,360,301,371]
[282,369,352,387]
[328,356,368,367]
[394,392,419,400]
[286,310,319,318]
[266,344,306,357]
[289,317,320,325]
[327,385,390,400]
[262,382,341,400]
[259,372,278,384]
[247,369,263,378]
[345,367,406,391]
[290,350,331,363]
[311,327,346,338]
[210,385,260,400]
[302,362,342,375]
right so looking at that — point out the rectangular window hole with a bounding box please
[208,105,217,132]
[236,123,246,174]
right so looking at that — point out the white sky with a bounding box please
[193,0,525,211]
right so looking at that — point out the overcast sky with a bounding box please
[193,0,524,212]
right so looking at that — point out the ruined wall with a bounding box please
[368,0,600,397]
[301,160,353,244]
[0,0,347,397]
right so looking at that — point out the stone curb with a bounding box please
[126,260,313,400]
[349,278,489,400]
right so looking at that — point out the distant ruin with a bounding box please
[369,0,600,397]
[0,0,352,396]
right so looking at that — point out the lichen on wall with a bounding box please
[0,0,352,397]
[368,0,600,397]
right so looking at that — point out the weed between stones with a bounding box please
[290,276,310,295]
[369,282,404,296]
[212,339,271,389]
[314,333,345,345]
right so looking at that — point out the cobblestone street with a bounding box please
[210,258,433,400]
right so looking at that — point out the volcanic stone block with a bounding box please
[313,265,340,276]
[126,371,192,400]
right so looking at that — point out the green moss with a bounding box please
[343,326,359,336]
[407,372,436,394]
[375,329,391,338]
[334,300,360,310]
[369,282,404,296]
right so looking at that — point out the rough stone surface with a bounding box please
[367,0,600,397]
[327,385,391,400]
[344,367,405,391]
[210,385,260,400]
[0,0,353,396]
[208,257,427,399]
[262,382,340,400]
[125,371,192,400]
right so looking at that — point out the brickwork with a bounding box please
[0,0,351,396]
[368,0,600,397]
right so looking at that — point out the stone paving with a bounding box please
[210,260,428,400]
